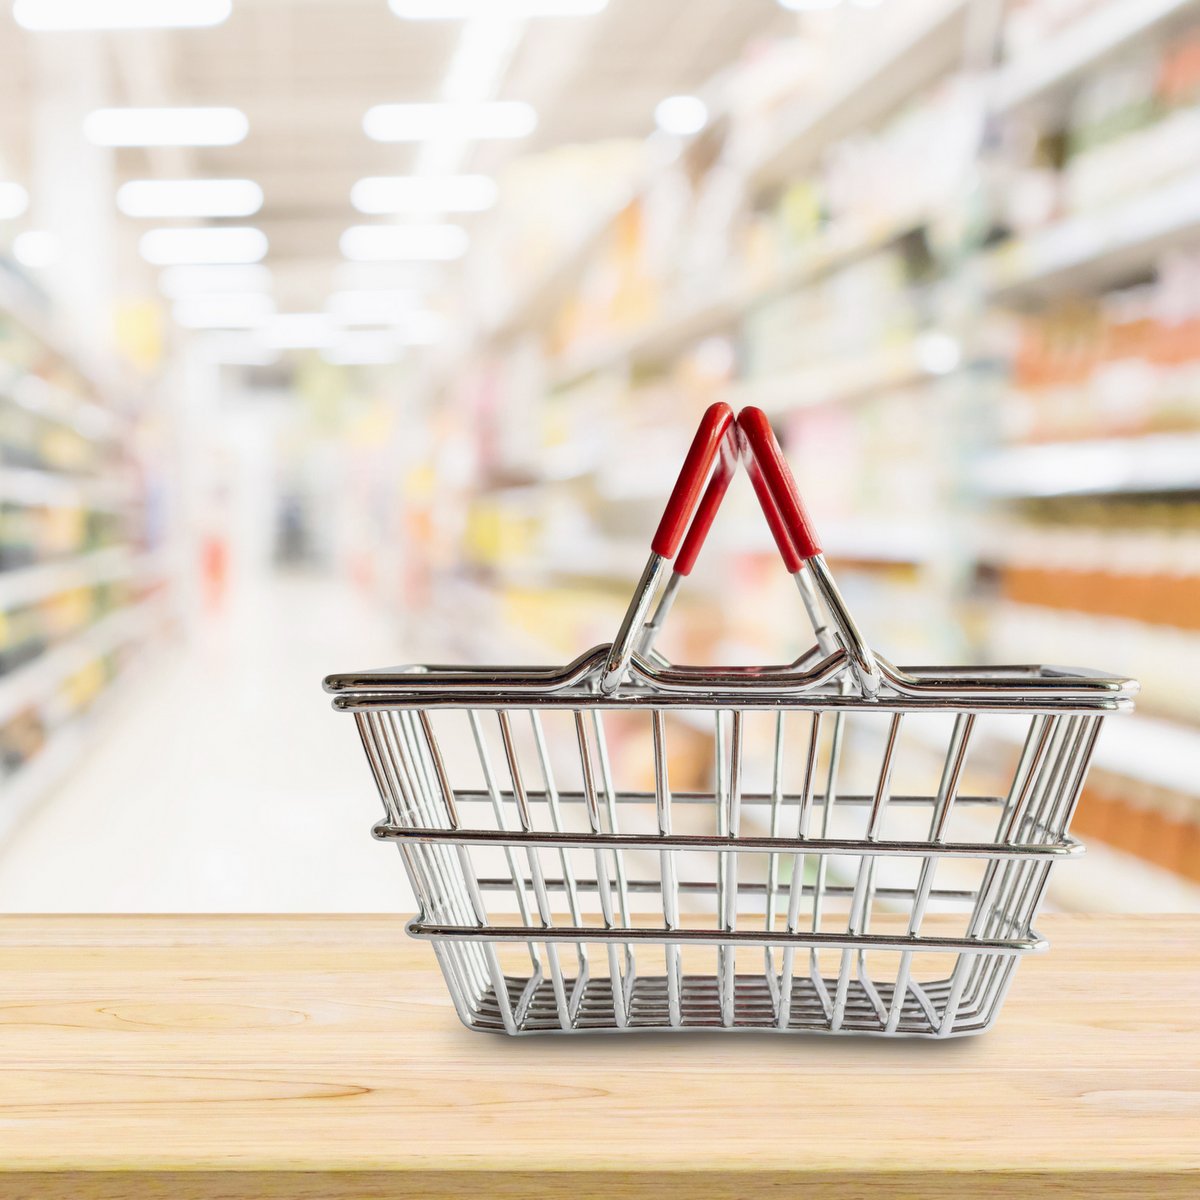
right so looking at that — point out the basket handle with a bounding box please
[737,407,881,697]
[674,428,738,576]
[650,402,736,560]
[736,407,822,565]
[600,402,734,693]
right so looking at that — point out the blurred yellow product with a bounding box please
[778,179,822,246]
[464,503,535,568]
[63,658,105,710]
[114,299,165,374]
[43,505,84,556]
[40,425,87,473]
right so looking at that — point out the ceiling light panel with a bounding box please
[194,333,280,366]
[139,226,268,266]
[363,102,536,142]
[84,107,248,147]
[391,1,607,16]
[13,231,62,268]
[0,182,30,220]
[118,179,263,219]
[173,293,276,330]
[159,264,273,298]
[340,224,468,262]
[325,290,421,325]
[260,313,338,350]
[321,332,406,366]
[350,175,497,215]
[14,0,231,30]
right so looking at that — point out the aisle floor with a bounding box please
[0,575,414,911]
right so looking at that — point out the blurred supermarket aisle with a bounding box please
[3,0,1200,916]
[0,573,411,911]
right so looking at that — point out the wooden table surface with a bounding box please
[0,914,1195,1199]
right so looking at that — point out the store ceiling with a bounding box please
[0,0,790,308]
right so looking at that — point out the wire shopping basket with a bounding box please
[326,404,1137,1038]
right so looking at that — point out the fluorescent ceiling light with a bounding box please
[351,175,497,215]
[173,293,276,330]
[14,0,231,29]
[117,179,263,218]
[84,107,248,147]
[12,230,62,268]
[391,0,606,15]
[340,224,468,262]
[260,313,338,350]
[320,332,406,367]
[333,261,437,291]
[325,289,421,325]
[159,264,272,298]
[363,102,536,142]
[654,95,708,136]
[139,226,268,265]
[0,182,29,220]
[195,333,279,367]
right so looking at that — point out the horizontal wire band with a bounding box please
[407,919,1047,955]
[335,692,1129,714]
[473,877,980,902]
[374,823,1084,860]
[445,789,1010,809]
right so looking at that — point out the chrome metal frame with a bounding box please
[327,637,1134,1038]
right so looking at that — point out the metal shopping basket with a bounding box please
[325,404,1137,1038]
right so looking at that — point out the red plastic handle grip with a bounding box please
[650,402,736,559]
[744,451,803,574]
[737,407,822,563]
[674,429,738,576]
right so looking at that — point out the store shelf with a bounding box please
[552,208,933,392]
[489,185,642,347]
[0,598,157,726]
[0,464,137,511]
[983,169,1200,299]
[729,338,944,413]
[550,290,740,391]
[976,433,1200,497]
[992,0,1200,113]
[0,368,122,442]
[1092,713,1200,797]
[820,519,941,566]
[0,547,150,610]
[1048,837,1200,912]
[0,717,87,842]
[747,0,971,193]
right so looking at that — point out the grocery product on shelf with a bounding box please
[1003,253,1200,442]
[0,273,165,837]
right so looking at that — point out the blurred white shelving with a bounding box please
[1048,838,1200,912]
[0,371,122,442]
[0,464,136,511]
[748,0,971,191]
[993,0,1200,112]
[0,598,158,727]
[0,547,153,610]
[1090,714,1200,796]
[729,340,939,414]
[977,433,1200,497]
[983,168,1200,298]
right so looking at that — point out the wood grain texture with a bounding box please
[0,914,1194,1199]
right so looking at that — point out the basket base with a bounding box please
[463,971,998,1037]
